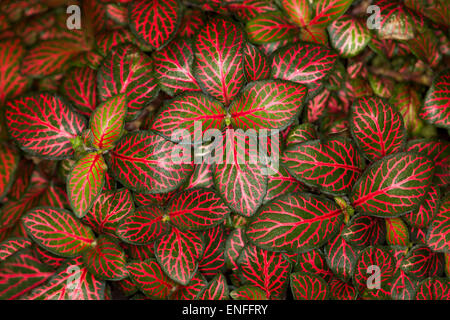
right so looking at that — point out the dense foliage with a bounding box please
[0,0,449,300]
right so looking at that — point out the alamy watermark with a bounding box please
[66,5,81,30]
[366,5,381,30]
[366,265,381,289]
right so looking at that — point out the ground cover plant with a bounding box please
[0,0,449,300]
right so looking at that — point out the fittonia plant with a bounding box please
[0,0,449,300]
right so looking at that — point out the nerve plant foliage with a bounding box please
[0,0,449,301]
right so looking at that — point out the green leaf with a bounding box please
[247,193,344,252]
[290,272,329,300]
[229,80,307,133]
[23,207,95,258]
[67,152,107,218]
[351,152,435,217]
[90,94,127,151]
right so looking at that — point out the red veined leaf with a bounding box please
[6,93,87,160]
[90,94,127,151]
[328,277,357,300]
[0,143,19,199]
[199,226,225,276]
[400,245,442,280]
[277,0,311,27]
[368,37,410,59]
[155,228,203,285]
[153,38,201,96]
[305,88,329,122]
[281,137,363,195]
[83,0,107,33]
[271,42,338,98]
[24,257,105,300]
[389,83,422,135]
[177,9,205,38]
[299,25,328,45]
[0,38,31,105]
[351,152,434,217]
[228,0,278,22]
[117,206,168,245]
[426,195,450,253]
[324,234,361,283]
[247,193,344,252]
[390,268,419,300]
[21,39,86,77]
[212,130,268,217]
[127,258,175,299]
[246,12,299,44]
[260,37,301,56]
[404,186,440,228]
[353,246,396,293]
[341,214,386,248]
[95,28,136,57]
[167,188,229,231]
[350,96,406,162]
[183,161,213,189]
[385,218,410,246]
[38,183,69,209]
[230,285,268,300]
[7,159,34,201]
[83,235,128,281]
[374,0,424,40]
[419,68,450,129]
[406,139,449,187]
[82,188,134,238]
[229,80,307,132]
[0,0,43,21]
[169,271,207,300]
[106,3,128,25]
[237,244,291,299]
[244,42,271,81]
[265,166,305,203]
[193,17,245,105]
[405,0,450,27]
[224,228,247,271]
[290,272,329,300]
[33,245,66,269]
[415,277,449,300]
[0,238,31,262]
[126,243,155,261]
[67,153,107,218]
[0,171,48,229]
[360,287,392,300]
[368,74,394,99]
[150,92,226,142]
[116,278,138,297]
[347,77,373,98]
[134,190,176,207]
[285,123,318,147]
[129,0,182,50]
[328,15,371,58]
[198,273,229,300]
[411,226,427,245]
[308,0,354,29]
[407,29,441,67]
[0,248,53,300]
[110,131,194,194]
[97,44,159,121]
[75,50,103,69]
[22,207,95,258]
[294,249,332,279]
